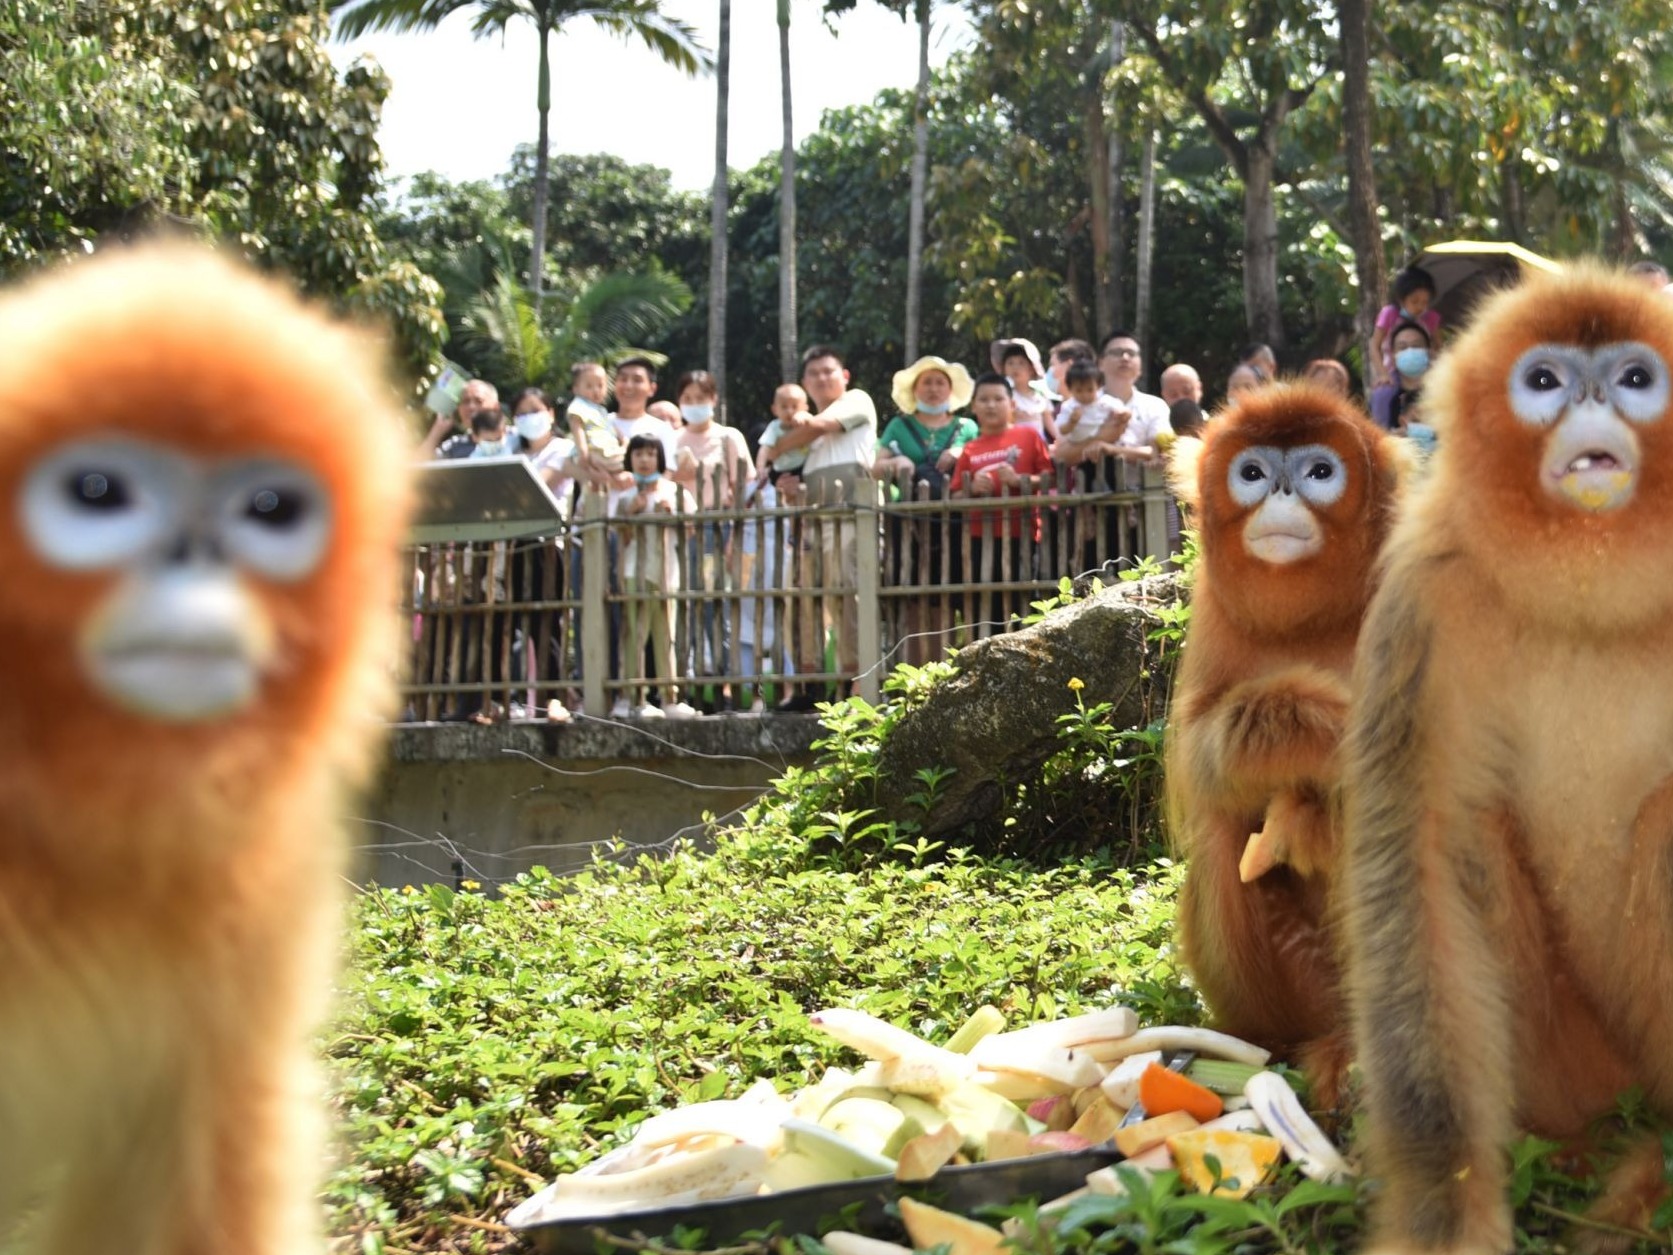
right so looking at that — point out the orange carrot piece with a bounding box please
[1137,1062,1224,1123]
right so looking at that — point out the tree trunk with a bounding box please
[1085,96,1114,341]
[709,0,731,412]
[1105,19,1127,334]
[1339,0,1385,387]
[777,0,798,383]
[1501,153,1526,244]
[1242,142,1284,347]
[529,21,553,307]
[904,0,930,363]
[1134,126,1157,357]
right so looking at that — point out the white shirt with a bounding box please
[1057,395,1126,444]
[802,389,878,474]
[610,413,680,464]
[1105,388,1172,447]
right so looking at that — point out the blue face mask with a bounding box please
[474,439,507,457]
[917,400,952,415]
[632,471,661,489]
[1394,347,1430,378]
[681,404,714,426]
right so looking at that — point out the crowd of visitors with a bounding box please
[417,257,1672,721]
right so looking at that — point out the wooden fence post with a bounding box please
[856,479,883,705]
[580,490,609,716]
[1140,464,1169,563]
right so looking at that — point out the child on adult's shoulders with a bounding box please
[991,337,1060,444]
[1369,265,1443,389]
[755,383,812,504]
[566,360,625,487]
[1050,360,1130,464]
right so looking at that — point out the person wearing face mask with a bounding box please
[506,387,581,722]
[875,356,977,498]
[467,407,510,457]
[669,370,751,711]
[1379,319,1436,449]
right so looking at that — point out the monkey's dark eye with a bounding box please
[244,487,305,529]
[1305,460,1335,481]
[1620,364,1655,390]
[1238,462,1266,483]
[1525,366,1563,391]
[66,471,130,510]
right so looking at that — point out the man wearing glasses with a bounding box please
[1098,332,1173,462]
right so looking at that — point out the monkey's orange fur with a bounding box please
[1166,385,1402,1092]
[1343,268,1673,1255]
[0,247,408,1252]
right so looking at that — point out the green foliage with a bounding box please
[1,0,446,389]
[328,841,1191,1248]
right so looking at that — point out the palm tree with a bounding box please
[457,263,692,391]
[902,0,929,363]
[708,0,730,411]
[776,0,798,383]
[332,0,708,306]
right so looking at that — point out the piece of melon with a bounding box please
[1166,1129,1282,1199]
[897,1197,1006,1255]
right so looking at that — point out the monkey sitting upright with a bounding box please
[1344,266,1673,1253]
[1165,384,1403,1094]
[0,246,409,1252]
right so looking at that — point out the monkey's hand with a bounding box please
[1239,788,1335,882]
[1213,667,1350,796]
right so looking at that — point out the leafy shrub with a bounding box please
[325,839,1192,1251]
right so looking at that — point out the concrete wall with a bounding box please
[353,716,821,888]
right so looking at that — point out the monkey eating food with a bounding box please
[0,246,409,1252]
[1344,266,1673,1254]
[1165,383,1403,1096]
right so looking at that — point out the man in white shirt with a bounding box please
[1098,332,1173,460]
[767,345,877,708]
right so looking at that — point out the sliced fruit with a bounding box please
[1113,1110,1200,1157]
[541,1142,769,1216]
[974,1069,1073,1102]
[1028,1131,1092,1153]
[810,1009,977,1080]
[632,1098,788,1150]
[984,1128,1039,1162]
[898,1198,1007,1255]
[1067,1095,1124,1145]
[936,1081,1031,1155]
[820,1096,919,1159]
[969,1037,1106,1089]
[1167,1129,1282,1199]
[983,1007,1138,1050]
[1026,1095,1076,1131]
[764,1119,895,1191]
[822,1232,915,1255]
[1099,1050,1162,1108]
[877,1053,969,1098]
[894,1122,964,1181]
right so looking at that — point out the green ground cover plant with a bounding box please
[326,574,1668,1253]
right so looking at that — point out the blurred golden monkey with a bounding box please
[0,246,409,1252]
[1344,267,1673,1253]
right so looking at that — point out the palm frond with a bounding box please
[329,0,478,39]
[577,2,710,74]
[459,273,550,386]
[561,269,693,361]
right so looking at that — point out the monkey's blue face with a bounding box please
[1227,442,1348,564]
[1507,342,1669,512]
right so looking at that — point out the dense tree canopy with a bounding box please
[1,0,444,388]
[13,0,1673,415]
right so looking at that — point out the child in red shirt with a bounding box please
[951,373,1054,632]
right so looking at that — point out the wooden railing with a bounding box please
[399,462,1171,720]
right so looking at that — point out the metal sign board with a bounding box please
[409,457,569,543]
